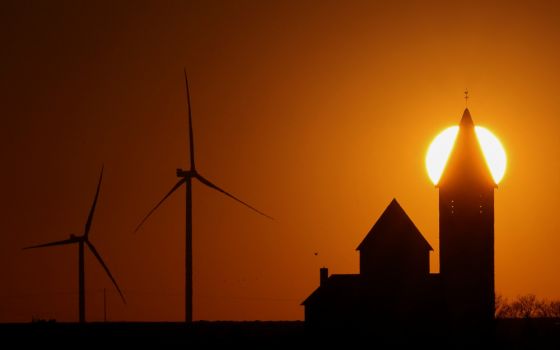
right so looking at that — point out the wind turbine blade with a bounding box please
[86,241,126,304]
[22,238,76,250]
[195,174,274,220]
[184,69,195,170]
[134,178,187,233]
[85,166,104,237]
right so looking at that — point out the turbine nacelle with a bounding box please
[176,168,192,178]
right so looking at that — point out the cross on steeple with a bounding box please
[464,89,469,107]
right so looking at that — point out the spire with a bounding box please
[437,109,496,188]
[460,108,474,127]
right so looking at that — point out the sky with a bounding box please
[1,0,560,322]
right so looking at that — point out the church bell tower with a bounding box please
[437,108,496,327]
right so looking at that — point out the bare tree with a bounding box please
[514,294,538,318]
[495,294,560,318]
[550,301,560,318]
[495,294,512,319]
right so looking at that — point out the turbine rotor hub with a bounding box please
[176,168,191,178]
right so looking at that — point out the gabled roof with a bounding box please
[437,108,496,188]
[356,198,433,251]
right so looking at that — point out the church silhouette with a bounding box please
[303,108,496,332]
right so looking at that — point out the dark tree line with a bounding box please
[496,294,560,318]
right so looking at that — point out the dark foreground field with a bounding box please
[1,319,559,347]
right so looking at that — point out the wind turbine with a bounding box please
[135,70,273,323]
[23,167,126,323]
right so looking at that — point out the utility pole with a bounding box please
[103,288,107,322]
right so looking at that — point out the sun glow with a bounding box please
[426,126,507,185]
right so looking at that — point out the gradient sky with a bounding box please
[1,0,560,322]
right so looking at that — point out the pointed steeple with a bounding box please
[437,109,495,188]
[460,108,474,127]
[437,106,497,327]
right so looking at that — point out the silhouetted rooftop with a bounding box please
[356,198,433,252]
[301,274,361,305]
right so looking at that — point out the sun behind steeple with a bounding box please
[426,109,506,185]
[437,108,496,189]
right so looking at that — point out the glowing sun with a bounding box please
[426,126,507,185]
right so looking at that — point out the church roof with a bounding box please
[437,108,496,188]
[356,198,433,252]
[301,274,361,305]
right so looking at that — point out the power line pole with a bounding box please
[103,288,107,322]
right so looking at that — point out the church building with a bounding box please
[302,108,496,330]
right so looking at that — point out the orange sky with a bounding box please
[1,1,560,322]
